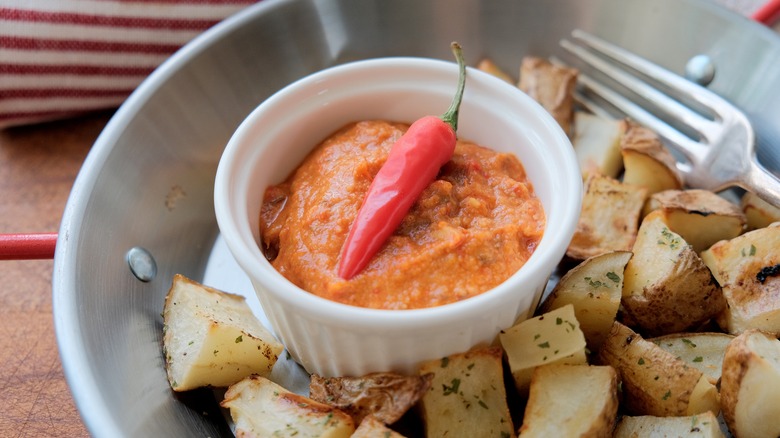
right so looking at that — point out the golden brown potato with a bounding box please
[566,174,648,260]
[720,329,780,438]
[518,364,619,438]
[308,372,431,425]
[621,210,726,336]
[613,411,725,438]
[620,120,683,195]
[649,332,733,385]
[538,250,632,350]
[351,416,406,438]
[741,191,780,230]
[476,58,514,83]
[417,347,515,438]
[162,274,283,391]
[499,304,587,397]
[572,111,624,179]
[643,189,746,253]
[701,223,780,335]
[221,375,355,438]
[518,56,578,136]
[599,322,719,417]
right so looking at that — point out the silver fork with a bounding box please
[560,29,780,208]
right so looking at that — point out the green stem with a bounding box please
[440,42,467,132]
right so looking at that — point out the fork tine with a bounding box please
[570,29,733,118]
[574,70,704,164]
[560,36,718,149]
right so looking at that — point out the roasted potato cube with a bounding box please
[518,56,578,136]
[599,322,719,417]
[720,329,780,438]
[351,416,406,438]
[613,411,725,438]
[162,274,283,391]
[566,174,648,260]
[741,191,780,230]
[221,375,355,438]
[644,189,746,253]
[499,304,587,396]
[649,332,733,385]
[476,58,514,83]
[620,120,683,195]
[418,347,515,438]
[621,210,726,336]
[701,223,780,335]
[539,250,631,350]
[308,372,431,425]
[572,111,624,179]
[518,364,619,438]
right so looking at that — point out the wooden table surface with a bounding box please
[0,111,113,437]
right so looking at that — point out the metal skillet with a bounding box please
[53,0,780,435]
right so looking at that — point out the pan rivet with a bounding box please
[126,246,157,282]
[685,54,715,86]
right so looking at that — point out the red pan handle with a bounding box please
[0,233,58,260]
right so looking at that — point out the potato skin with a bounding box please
[621,211,726,336]
[599,322,709,417]
[720,329,780,438]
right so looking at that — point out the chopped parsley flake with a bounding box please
[693,356,704,363]
[441,357,449,368]
[662,390,672,400]
[682,338,697,348]
[606,271,620,283]
[442,378,461,396]
[235,335,243,343]
[538,341,550,349]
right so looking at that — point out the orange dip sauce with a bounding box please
[260,120,545,310]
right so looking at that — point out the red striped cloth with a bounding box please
[0,0,258,129]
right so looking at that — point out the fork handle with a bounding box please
[745,159,780,208]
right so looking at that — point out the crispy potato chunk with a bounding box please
[519,364,619,438]
[308,372,431,425]
[221,375,355,438]
[741,191,780,230]
[620,120,683,195]
[599,322,719,417]
[572,111,624,179]
[566,174,648,260]
[518,56,578,136]
[351,416,406,438]
[650,332,733,385]
[614,411,725,438]
[500,304,587,396]
[644,189,746,253]
[701,223,780,335]
[476,58,514,83]
[539,250,631,350]
[721,329,780,438]
[621,211,726,336]
[418,347,515,438]
[162,274,283,391]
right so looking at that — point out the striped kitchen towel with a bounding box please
[0,0,258,129]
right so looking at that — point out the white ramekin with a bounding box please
[214,57,582,377]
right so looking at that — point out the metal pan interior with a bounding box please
[52,0,780,435]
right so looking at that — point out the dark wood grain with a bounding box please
[0,111,113,437]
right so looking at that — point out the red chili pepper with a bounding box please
[338,42,467,280]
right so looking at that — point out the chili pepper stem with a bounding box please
[440,42,467,131]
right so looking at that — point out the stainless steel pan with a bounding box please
[53,0,780,435]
